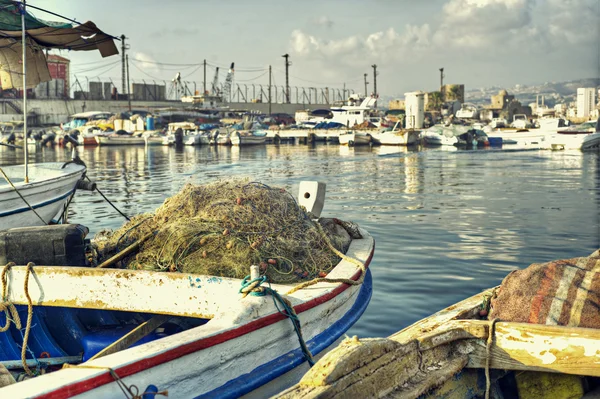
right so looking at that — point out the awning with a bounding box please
[0,0,119,89]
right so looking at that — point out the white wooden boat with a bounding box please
[230,131,267,146]
[96,135,145,146]
[338,131,371,146]
[278,252,600,399]
[0,162,85,230]
[371,122,419,146]
[0,225,374,398]
[214,130,232,145]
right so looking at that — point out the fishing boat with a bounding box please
[0,162,86,230]
[371,122,419,146]
[581,132,600,151]
[0,182,375,399]
[277,250,600,399]
[0,1,117,231]
[230,130,267,146]
[162,122,212,146]
[338,131,371,146]
[96,135,145,146]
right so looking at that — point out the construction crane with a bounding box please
[222,63,234,103]
[210,67,220,96]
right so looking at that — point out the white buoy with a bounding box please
[298,181,326,218]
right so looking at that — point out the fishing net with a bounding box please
[93,179,355,284]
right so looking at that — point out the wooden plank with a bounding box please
[88,315,171,361]
[465,321,600,377]
[3,265,243,318]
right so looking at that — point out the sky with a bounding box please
[32,0,599,97]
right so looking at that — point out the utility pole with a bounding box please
[363,73,368,97]
[343,82,346,101]
[121,34,126,96]
[371,64,377,98]
[203,59,206,95]
[282,54,290,103]
[126,54,131,112]
[439,67,445,101]
[268,65,272,115]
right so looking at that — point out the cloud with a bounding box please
[313,16,334,28]
[132,52,160,73]
[287,0,596,89]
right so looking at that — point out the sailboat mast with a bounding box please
[21,0,28,183]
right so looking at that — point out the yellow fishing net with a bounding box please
[93,179,352,284]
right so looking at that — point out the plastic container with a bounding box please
[488,137,503,147]
[146,116,155,131]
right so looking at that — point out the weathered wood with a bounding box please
[466,321,600,377]
[96,232,155,268]
[88,315,171,361]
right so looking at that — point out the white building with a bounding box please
[577,87,596,118]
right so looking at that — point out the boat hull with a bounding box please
[372,130,418,146]
[96,136,146,146]
[582,132,600,151]
[339,132,371,146]
[0,163,85,229]
[0,229,374,399]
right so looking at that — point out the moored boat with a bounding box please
[277,249,600,399]
[0,181,374,398]
[371,122,419,146]
[338,131,371,146]
[230,130,268,146]
[0,162,86,229]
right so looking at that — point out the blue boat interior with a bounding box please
[0,305,209,367]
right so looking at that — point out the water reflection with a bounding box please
[2,143,598,339]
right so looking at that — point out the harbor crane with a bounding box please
[211,67,220,95]
[222,62,235,103]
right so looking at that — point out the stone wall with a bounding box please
[0,99,329,126]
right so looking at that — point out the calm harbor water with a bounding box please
[1,143,599,338]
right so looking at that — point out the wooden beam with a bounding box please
[3,265,247,319]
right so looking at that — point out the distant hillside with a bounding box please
[466,78,600,107]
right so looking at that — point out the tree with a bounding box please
[427,91,442,111]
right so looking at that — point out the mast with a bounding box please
[21,0,28,182]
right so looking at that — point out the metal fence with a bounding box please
[4,76,356,105]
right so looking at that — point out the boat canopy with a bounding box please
[0,0,118,89]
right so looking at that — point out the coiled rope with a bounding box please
[240,276,315,367]
[1,262,36,376]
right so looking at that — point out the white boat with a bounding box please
[0,186,375,399]
[371,122,419,146]
[338,131,371,146]
[487,117,569,148]
[96,135,145,146]
[490,118,507,129]
[455,103,479,120]
[510,114,533,129]
[0,162,86,230]
[162,122,211,146]
[582,132,600,151]
[230,131,267,146]
[214,129,233,145]
[547,119,599,150]
[420,126,459,146]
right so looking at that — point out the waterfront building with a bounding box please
[576,87,596,118]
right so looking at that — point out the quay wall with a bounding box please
[0,99,329,126]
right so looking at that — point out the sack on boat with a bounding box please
[489,249,600,328]
[93,179,356,284]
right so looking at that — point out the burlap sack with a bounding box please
[489,249,600,328]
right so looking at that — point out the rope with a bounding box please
[87,176,131,221]
[0,167,47,225]
[485,318,498,399]
[62,364,168,399]
[285,222,366,296]
[240,276,315,367]
[0,263,21,333]
[0,262,36,376]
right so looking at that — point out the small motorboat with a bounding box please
[277,249,600,399]
[230,130,268,146]
[371,121,419,146]
[0,161,86,230]
[338,131,371,146]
